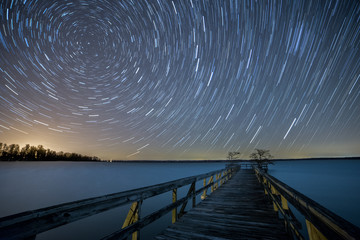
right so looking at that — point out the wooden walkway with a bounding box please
[155,169,289,240]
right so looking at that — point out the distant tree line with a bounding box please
[0,142,100,161]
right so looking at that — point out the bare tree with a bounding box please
[250,149,273,168]
[227,151,240,160]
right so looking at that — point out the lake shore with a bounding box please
[2,156,359,163]
[104,156,360,163]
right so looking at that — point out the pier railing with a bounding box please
[227,162,268,171]
[0,166,237,240]
[254,167,360,240]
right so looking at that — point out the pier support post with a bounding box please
[172,188,177,223]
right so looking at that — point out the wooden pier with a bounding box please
[156,169,289,239]
[1,164,360,240]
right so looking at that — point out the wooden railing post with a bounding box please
[263,178,268,195]
[122,201,142,240]
[281,195,289,211]
[270,184,279,212]
[201,174,216,200]
[192,182,196,207]
[179,182,196,219]
[201,178,207,199]
[306,219,327,240]
[172,188,177,223]
[214,173,219,190]
[210,176,214,192]
[220,172,225,186]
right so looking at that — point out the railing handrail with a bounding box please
[102,172,232,240]
[255,167,360,240]
[0,167,235,240]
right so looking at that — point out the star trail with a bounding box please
[1,0,360,160]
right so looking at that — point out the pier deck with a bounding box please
[155,169,289,239]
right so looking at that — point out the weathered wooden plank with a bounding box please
[160,223,284,240]
[156,169,289,239]
[157,227,232,240]
[170,219,286,237]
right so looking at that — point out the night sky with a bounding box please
[1,0,360,160]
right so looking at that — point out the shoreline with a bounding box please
[1,156,359,163]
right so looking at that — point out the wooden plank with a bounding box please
[156,169,289,239]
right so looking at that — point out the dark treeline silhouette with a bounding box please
[0,142,100,162]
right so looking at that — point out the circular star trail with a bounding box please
[1,0,360,160]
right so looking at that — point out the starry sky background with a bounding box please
[1,0,360,160]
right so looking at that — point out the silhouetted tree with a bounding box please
[8,144,20,160]
[227,151,240,160]
[1,143,9,159]
[37,145,46,160]
[29,146,37,160]
[56,151,64,160]
[21,144,31,160]
[250,149,273,169]
[46,149,57,160]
